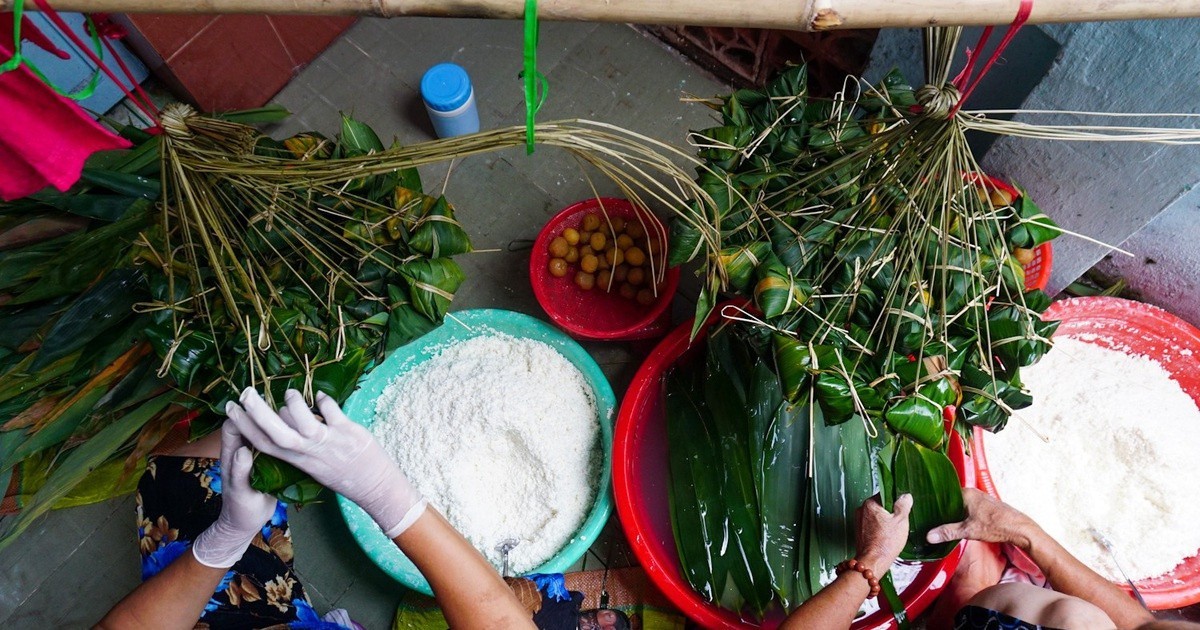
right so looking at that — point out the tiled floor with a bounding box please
[0,17,725,628]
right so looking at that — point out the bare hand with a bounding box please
[926,488,1036,549]
[856,494,913,575]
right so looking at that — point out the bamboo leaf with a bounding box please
[215,104,291,124]
[760,399,808,608]
[0,297,68,351]
[250,454,324,504]
[80,169,160,200]
[884,396,944,449]
[409,196,473,259]
[398,258,465,322]
[340,113,385,154]
[31,269,143,370]
[31,192,141,222]
[0,392,175,553]
[666,366,724,602]
[808,408,874,591]
[704,328,772,618]
[891,439,964,561]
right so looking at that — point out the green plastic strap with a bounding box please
[0,0,105,100]
[521,0,548,155]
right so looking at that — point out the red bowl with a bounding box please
[613,301,972,629]
[530,198,680,341]
[973,296,1200,610]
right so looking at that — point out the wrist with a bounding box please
[857,553,896,577]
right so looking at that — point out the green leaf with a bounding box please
[386,286,439,351]
[32,269,143,371]
[11,201,151,304]
[0,297,68,351]
[884,395,944,449]
[879,571,911,629]
[340,113,385,154]
[665,366,725,602]
[808,408,874,592]
[311,346,369,403]
[398,258,466,322]
[409,196,473,259]
[250,454,324,504]
[0,391,176,553]
[1007,192,1062,248]
[760,399,809,608]
[891,439,964,560]
[79,169,160,200]
[214,104,291,124]
[704,328,772,617]
[30,192,141,221]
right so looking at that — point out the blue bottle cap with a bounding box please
[421,63,473,112]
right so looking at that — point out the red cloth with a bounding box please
[0,12,130,201]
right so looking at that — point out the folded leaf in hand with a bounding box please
[890,438,964,560]
[249,454,324,504]
[807,406,874,592]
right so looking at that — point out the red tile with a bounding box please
[122,14,218,61]
[270,16,356,70]
[166,15,295,111]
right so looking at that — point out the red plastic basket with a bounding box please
[530,198,680,341]
[972,174,1054,292]
[613,302,972,630]
[972,296,1200,610]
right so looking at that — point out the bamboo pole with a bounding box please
[4,0,1200,30]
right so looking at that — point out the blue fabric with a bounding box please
[288,598,349,629]
[526,573,570,603]
[141,539,190,581]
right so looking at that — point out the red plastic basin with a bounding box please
[973,296,1200,610]
[614,302,972,629]
[530,198,680,341]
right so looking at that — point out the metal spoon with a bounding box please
[496,538,520,577]
[1087,526,1148,609]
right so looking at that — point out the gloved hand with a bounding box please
[192,420,281,568]
[225,388,427,539]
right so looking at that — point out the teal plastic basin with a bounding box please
[337,308,615,595]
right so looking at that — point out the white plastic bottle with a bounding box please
[420,63,480,138]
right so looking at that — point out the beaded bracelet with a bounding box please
[835,558,881,599]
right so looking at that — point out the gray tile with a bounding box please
[2,497,137,628]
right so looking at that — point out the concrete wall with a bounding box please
[866,21,1200,319]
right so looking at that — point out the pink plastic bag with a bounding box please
[0,11,129,201]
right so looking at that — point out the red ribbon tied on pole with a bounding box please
[948,0,1033,117]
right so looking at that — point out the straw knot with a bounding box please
[915,83,961,120]
[160,103,198,139]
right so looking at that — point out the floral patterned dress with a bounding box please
[136,455,347,630]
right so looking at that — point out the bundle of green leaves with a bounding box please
[664,64,1062,619]
[0,108,472,550]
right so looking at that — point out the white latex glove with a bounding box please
[192,420,281,568]
[225,388,426,539]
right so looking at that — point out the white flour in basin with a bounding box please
[372,334,601,573]
[987,336,1200,581]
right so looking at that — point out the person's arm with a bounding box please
[97,552,228,629]
[781,494,913,630]
[398,509,538,629]
[99,422,279,629]
[927,488,1154,630]
[227,388,535,630]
